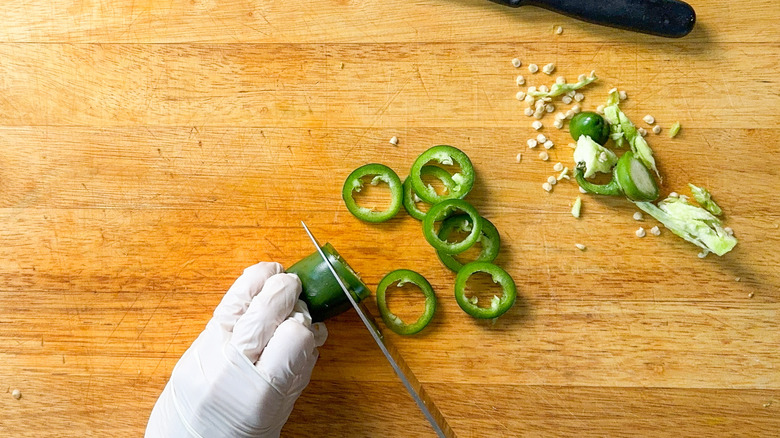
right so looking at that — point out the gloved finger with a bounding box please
[289,299,327,347]
[211,262,284,332]
[230,273,301,363]
[311,322,328,347]
[256,318,317,395]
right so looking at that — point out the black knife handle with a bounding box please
[491,0,695,38]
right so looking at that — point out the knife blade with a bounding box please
[301,221,455,438]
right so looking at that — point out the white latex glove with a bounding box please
[146,262,328,438]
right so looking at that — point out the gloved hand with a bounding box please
[146,262,328,438]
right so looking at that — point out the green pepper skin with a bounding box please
[402,166,456,221]
[422,199,483,254]
[454,262,516,319]
[376,269,437,335]
[436,216,500,272]
[570,112,610,145]
[575,151,659,202]
[287,243,370,322]
[342,163,403,223]
[409,145,475,204]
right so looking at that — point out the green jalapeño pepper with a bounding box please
[454,262,516,319]
[342,163,403,223]
[402,165,457,221]
[570,111,610,145]
[575,151,660,202]
[376,269,436,335]
[287,243,371,322]
[409,145,475,204]
[422,199,483,254]
[436,215,500,272]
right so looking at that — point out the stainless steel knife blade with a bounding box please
[301,221,454,438]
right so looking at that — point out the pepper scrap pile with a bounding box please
[571,90,737,257]
[342,145,516,335]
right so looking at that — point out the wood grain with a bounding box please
[1,0,779,436]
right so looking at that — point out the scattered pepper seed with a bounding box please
[542,182,553,192]
[389,136,399,146]
[532,121,543,130]
[516,91,526,100]
[524,107,534,116]
[536,133,547,143]
[512,58,522,68]
[633,211,644,221]
[516,153,523,163]
[571,104,581,114]
[575,243,586,250]
[562,95,573,104]
[565,110,575,119]
[528,63,539,73]
[572,196,583,218]
[638,127,648,137]
[643,114,655,125]
[553,119,564,129]
[669,121,681,138]
[724,227,734,236]
[735,277,741,282]
[697,250,709,258]
[650,226,661,236]
[553,162,564,172]
[635,227,646,238]
[556,76,566,84]
[12,389,21,400]
[652,125,662,134]
[555,26,563,35]
[527,138,538,148]
[596,105,605,114]
[543,140,554,149]
[516,75,526,86]
[545,104,555,113]
[608,87,618,94]
[618,90,627,100]
[524,94,535,105]
[542,63,556,75]
[574,92,585,102]
[557,167,570,180]
[539,151,549,161]
[547,175,557,185]
[748,292,755,298]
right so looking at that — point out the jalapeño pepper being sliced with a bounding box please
[287,243,371,322]
[454,262,516,319]
[376,269,437,335]
[575,150,659,202]
[436,215,501,272]
[422,199,483,254]
[402,165,457,221]
[342,163,403,223]
[409,145,475,204]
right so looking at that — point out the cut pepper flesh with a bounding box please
[402,165,457,221]
[342,163,403,223]
[436,215,500,272]
[454,262,516,319]
[422,199,483,254]
[409,145,475,204]
[287,243,371,322]
[376,269,436,335]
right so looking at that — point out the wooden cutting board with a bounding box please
[1,0,778,436]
